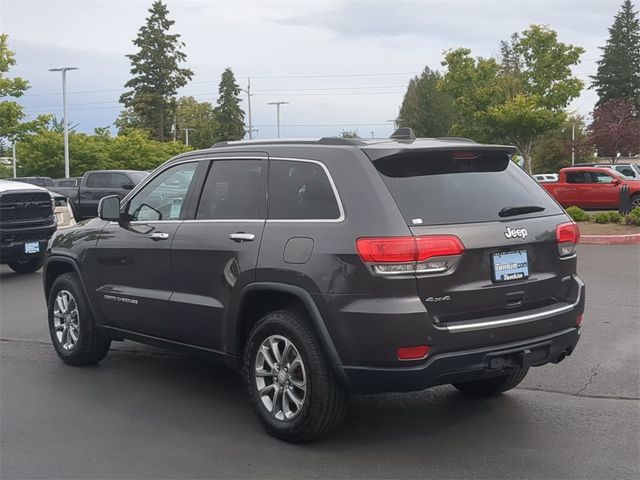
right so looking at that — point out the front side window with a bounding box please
[110,173,132,189]
[86,173,109,188]
[589,172,616,184]
[196,159,264,220]
[126,162,197,221]
[268,160,340,220]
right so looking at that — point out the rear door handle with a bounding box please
[148,232,170,240]
[229,232,255,242]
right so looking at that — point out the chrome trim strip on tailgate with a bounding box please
[442,281,583,333]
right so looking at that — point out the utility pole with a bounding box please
[267,101,289,138]
[182,128,195,147]
[12,142,17,178]
[49,67,78,178]
[571,121,575,166]
[244,78,253,140]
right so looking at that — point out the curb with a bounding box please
[580,234,640,245]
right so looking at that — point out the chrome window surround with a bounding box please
[119,155,345,224]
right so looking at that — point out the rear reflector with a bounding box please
[556,222,580,257]
[397,345,430,361]
[356,235,464,263]
[576,314,583,327]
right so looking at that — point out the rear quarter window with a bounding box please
[373,150,562,226]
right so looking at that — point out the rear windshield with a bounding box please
[373,150,562,225]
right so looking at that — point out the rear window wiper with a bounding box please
[499,205,545,217]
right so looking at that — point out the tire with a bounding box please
[452,368,529,397]
[243,309,349,443]
[7,257,44,274]
[47,272,111,366]
[631,195,640,209]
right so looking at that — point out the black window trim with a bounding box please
[266,156,345,223]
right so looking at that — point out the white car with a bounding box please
[49,191,76,229]
[533,173,559,183]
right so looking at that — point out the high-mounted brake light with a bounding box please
[452,151,480,160]
[556,222,580,257]
[356,235,464,275]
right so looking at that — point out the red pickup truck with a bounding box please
[541,167,640,210]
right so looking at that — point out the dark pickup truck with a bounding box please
[51,170,148,220]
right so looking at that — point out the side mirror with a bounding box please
[611,178,621,186]
[98,195,121,221]
[122,182,135,190]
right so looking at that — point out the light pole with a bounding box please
[181,128,195,147]
[267,101,289,138]
[49,67,78,178]
[12,143,17,178]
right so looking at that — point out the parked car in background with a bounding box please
[533,173,559,183]
[54,177,82,187]
[43,132,584,442]
[542,166,640,210]
[574,163,640,180]
[8,176,56,187]
[0,180,56,273]
[50,170,148,220]
[49,191,76,230]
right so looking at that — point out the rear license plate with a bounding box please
[24,242,40,254]
[492,249,529,282]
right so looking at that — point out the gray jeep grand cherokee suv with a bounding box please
[43,130,584,442]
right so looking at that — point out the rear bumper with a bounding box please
[343,327,580,393]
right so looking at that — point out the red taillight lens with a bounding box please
[356,235,465,263]
[576,314,583,327]
[556,222,580,257]
[556,222,580,244]
[397,345,430,361]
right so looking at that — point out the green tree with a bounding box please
[531,116,593,174]
[119,1,193,141]
[591,0,640,108]
[175,96,219,149]
[213,68,245,142]
[441,25,584,173]
[398,67,456,137]
[0,34,49,147]
[15,128,190,177]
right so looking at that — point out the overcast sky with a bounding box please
[1,0,626,139]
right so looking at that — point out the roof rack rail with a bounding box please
[211,137,365,148]
[437,136,477,143]
[390,127,416,141]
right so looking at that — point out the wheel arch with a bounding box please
[228,282,348,385]
[43,256,97,319]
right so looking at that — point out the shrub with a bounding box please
[625,209,640,226]
[593,212,610,224]
[607,211,622,223]
[565,206,589,222]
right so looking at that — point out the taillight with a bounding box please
[356,235,464,275]
[576,314,583,327]
[397,345,430,361]
[556,222,580,257]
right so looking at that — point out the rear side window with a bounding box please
[86,173,109,188]
[373,151,562,226]
[196,159,264,220]
[566,172,587,184]
[268,160,341,220]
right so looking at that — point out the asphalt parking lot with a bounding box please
[1,244,639,479]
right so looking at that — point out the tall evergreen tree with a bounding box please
[591,0,640,108]
[213,68,245,142]
[398,67,456,137]
[119,1,193,141]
